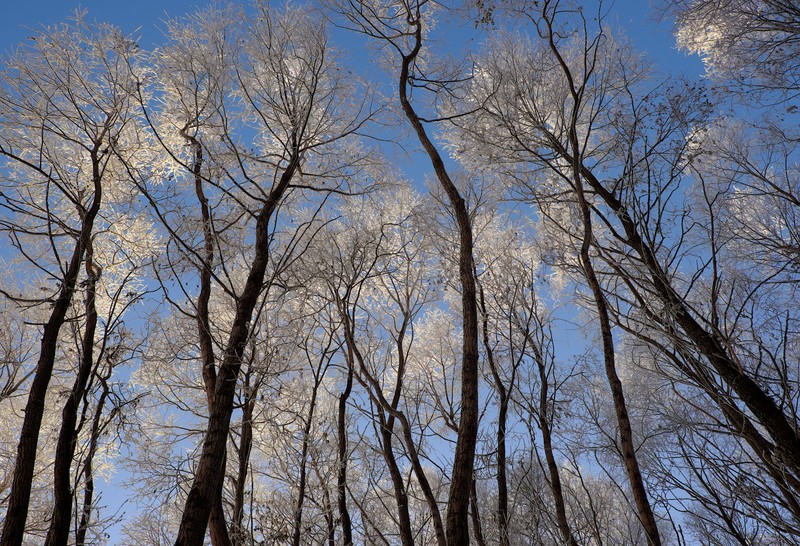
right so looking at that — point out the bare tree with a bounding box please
[0,14,146,544]
[329,2,481,541]
[664,0,800,97]
[146,4,372,543]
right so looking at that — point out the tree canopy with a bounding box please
[1,1,799,545]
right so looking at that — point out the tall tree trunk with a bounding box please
[533,346,578,546]
[45,239,100,546]
[1,146,105,546]
[336,365,354,545]
[75,375,109,546]
[291,376,322,546]
[377,412,415,546]
[186,133,233,546]
[571,139,662,546]
[477,283,509,546]
[542,15,662,540]
[231,371,256,546]
[174,153,299,545]
[469,478,487,546]
[566,147,800,481]
[343,309,446,545]
[340,310,415,545]
[396,15,479,545]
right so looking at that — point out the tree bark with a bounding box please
[291,373,323,546]
[541,13,662,541]
[396,13,480,545]
[186,132,233,546]
[1,145,105,546]
[336,365,354,545]
[580,161,800,479]
[469,477,487,546]
[75,377,108,546]
[173,153,299,545]
[340,308,416,546]
[570,135,662,546]
[45,239,100,546]
[477,283,509,546]
[533,345,578,546]
[231,371,256,546]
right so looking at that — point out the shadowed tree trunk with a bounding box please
[45,239,101,546]
[336,364,354,545]
[396,12,480,545]
[231,368,257,546]
[184,131,233,546]
[1,142,106,546]
[477,282,510,546]
[75,376,109,546]
[174,151,300,545]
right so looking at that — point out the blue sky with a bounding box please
[1,1,202,53]
[0,0,704,542]
[1,0,704,77]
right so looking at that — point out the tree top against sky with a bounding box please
[1,0,704,78]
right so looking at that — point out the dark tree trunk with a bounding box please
[75,378,108,546]
[581,160,800,486]
[231,372,256,546]
[1,147,104,546]
[570,141,662,546]
[343,310,446,545]
[45,240,100,546]
[477,283,509,546]
[396,17,479,546]
[469,477,487,546]
[378,413,415,546]
[533,346,578,546]
[291,377,322,546]
[541,20,663,539]
[186,133,232,546]
[173,154,299,545]
[341,312,415,546]
[336,365,354,545]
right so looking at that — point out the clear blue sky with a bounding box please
[1,1,203,52]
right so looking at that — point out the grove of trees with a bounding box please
[1,0,799,544]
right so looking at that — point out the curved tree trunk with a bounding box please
[540,11,662,541]
[477,282,509,546]
[173,153,299,545]
[186,133,232,546]
[336,365,354,545]
[533,345,578,546]
[569,128,662,546]
[340,308,416,546]
[396,14,480,545]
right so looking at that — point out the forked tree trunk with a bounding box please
[45,240,100,546]
[291,370,324,546]
[186,134,233,546]
[173,153,299,545]
[340,310,415,546]
[532,344,578,546]
[1,146,105,546]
